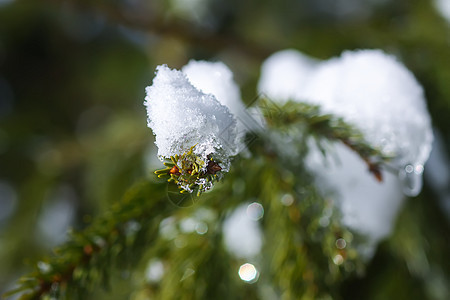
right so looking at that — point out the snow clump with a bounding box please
[258,49,433,257]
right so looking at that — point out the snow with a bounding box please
[258,49,318,103]
[183,60,261,147]
[307,142,404,256]
[182,60,243,118]
[258,49,433,253]
[223,203,263,258]
[434,0,450,24]
[306,50,432,170]
[144,65,238,164]
[260,49,433,171]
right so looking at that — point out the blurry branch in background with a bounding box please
[4,181,172,300]
[49,0,275,59]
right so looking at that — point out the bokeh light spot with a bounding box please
[335,238,347,249]
[333,254,344,265]
[238,263,259,283]
[246,202,264,221]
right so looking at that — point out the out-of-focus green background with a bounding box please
[0,0,449,299]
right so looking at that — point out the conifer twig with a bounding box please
[260,99,391,181]
[4,181,172,300]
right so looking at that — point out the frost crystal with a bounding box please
[145,65,237,165]
[259,49,433,254]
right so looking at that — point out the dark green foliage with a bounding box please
[1,0,449,299]
[4,181,172,299]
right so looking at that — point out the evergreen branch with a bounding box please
[260,99,392,182]
[4,181,173,300]
[5,99,393,299]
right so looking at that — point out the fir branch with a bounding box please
[6,99,392,300]
[4,181,173,300]
[259,99,391,182]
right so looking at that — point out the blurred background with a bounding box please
[0,0,449,299]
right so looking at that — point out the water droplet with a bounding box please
[399,164,424,196]
[195,222,208,235]
[333,254,344,265]
[246,202,264,221]
[414,164,424,174]
[146,260,164,282]
[405,164,414,173]
[280,193,294,206]
[238,263,259,283]
[335,238,347,249]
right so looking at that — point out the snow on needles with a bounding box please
[259,49,433,171]
[258,49,433,255]
[258,49,318,102]
[183,60,262,143]
[182,60,244,120]
[145,64,238,167]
